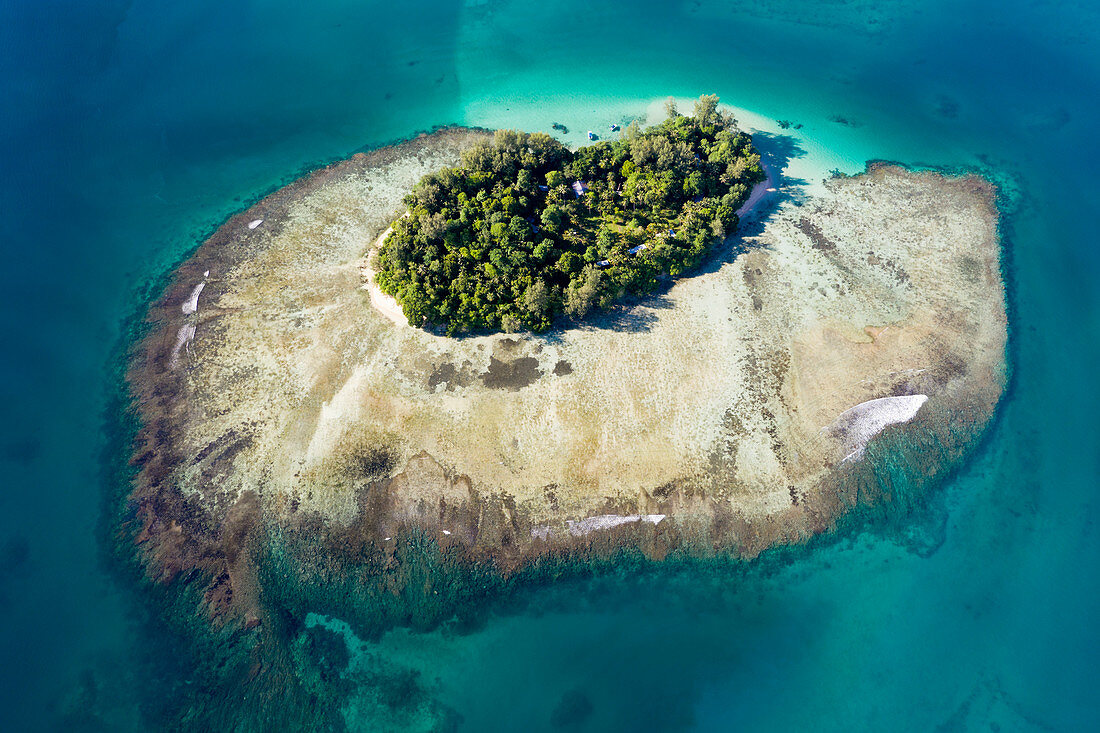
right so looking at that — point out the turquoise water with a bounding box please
[2,0,1098,729]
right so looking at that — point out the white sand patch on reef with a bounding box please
[531,513,666,539]
[565,514,666,537]
[361,222,409,328]
[168,323,196,370]
[737,161,778,219]
[829,394,929,461]
[181,281,205,314]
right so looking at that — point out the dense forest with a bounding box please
[375,95,765,334]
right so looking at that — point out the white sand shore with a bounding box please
[362,223,409,328]
[736,160,778,219]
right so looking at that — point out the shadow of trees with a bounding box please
[580,130,811,334]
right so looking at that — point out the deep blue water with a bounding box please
[2,1,1098,729]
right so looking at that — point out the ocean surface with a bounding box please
[2,0,1098,729]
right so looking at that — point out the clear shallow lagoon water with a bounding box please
[1,1,1098,729]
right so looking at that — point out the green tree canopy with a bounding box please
[375,95,765,335]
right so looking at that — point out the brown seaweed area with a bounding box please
[122,125,1007,643]
[123,127,496,625]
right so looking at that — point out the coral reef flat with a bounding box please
[125,125,1006,632]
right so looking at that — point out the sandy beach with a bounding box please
[361,222,409,328]
[736,159,778,219]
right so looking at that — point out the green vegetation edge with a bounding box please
[376,95,765,334]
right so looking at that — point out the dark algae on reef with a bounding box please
[375,95,764,333]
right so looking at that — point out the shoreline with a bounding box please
[362,220,409,328]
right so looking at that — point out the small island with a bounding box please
[119,104,1007,728]
[376,95,764,333]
